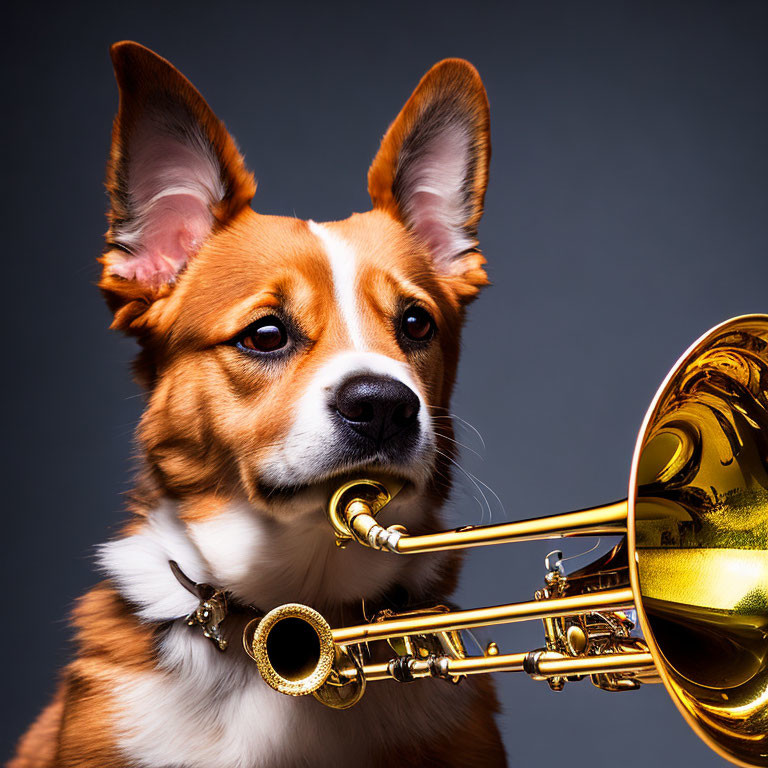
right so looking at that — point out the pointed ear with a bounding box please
[100,42,256,329]
[368,59,490,300]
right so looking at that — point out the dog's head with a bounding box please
[100,42,490,518]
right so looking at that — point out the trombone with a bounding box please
[244,315,768,768]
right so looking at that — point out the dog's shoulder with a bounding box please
[9,580,153,768]
[8,688,64,768]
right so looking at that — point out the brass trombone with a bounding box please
[245,315,768,768]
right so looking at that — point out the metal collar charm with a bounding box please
[169,560,229,651]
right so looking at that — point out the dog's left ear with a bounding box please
[368,59,490,302]
[100,41,256,330]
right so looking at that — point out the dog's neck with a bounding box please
[98,492,453,630]
[93,493,478,768]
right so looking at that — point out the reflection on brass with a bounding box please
[246,315,767,767]
[630,316,768,766]
[312,646,367,709]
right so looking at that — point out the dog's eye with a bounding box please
[401,306,435,342]
[237,316,288,353]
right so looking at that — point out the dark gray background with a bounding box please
[3,1,767,765]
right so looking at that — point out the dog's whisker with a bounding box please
[436,448,492,524]
[437,446,508,525]
[427,409,487,451]
[458,462,507,522]
[434,432,484,460]
[438,433,484,460]
[449,418,487,452]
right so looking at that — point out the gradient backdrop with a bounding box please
[3,1,767,765]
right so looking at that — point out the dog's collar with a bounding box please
[168,559,434,653]
[169,559,262,651]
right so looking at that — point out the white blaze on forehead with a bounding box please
[308,220,366,350]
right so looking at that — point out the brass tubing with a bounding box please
[331,587,635,645]
[349,662,392,682]
[343,651,655,683]
[341,653,530,682]
[392,500,628,554]
[536,651,655,677]
[436,652,529,676]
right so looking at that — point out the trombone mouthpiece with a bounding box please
[250,603,335,696]
[326,477,403,548]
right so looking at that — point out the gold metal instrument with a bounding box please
[244,315,768,767]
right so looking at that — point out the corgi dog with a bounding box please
[11,42,506,768]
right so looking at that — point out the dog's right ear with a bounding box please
[100,42,256,331]
[368,59,490,304]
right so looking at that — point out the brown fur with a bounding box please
[9,694,64,768]
[11,42,505,767]
[10,585,158,767]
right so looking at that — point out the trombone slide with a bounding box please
[331,587,635,645]
[342,650,657,683]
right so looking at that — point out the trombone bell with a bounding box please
[628,315,768,768]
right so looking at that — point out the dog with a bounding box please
[11,41,506,768]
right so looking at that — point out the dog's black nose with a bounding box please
[334,375,420,445]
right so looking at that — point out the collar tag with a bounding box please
[169,560,229,651]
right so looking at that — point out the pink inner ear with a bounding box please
[109,126,224,287]
[109,194,212,286]
[400,125,475,270]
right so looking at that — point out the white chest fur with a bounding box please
[113,623,476,768]
[98,500,473,767]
